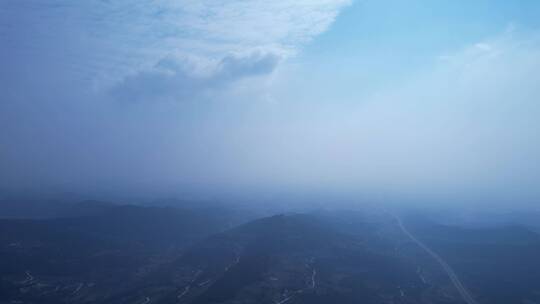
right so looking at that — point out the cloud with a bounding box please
[4,2,539,207]
[0,0,350,92]
[302,29,540,201]
[0,0,351,195]
[206,29,540,204]
[113,51,282,103]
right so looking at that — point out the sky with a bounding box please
[1,1,540,206]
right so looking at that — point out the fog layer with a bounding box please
[1,2,539,207]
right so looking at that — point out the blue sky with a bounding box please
[297,0,540,96]
[1,1,540,205]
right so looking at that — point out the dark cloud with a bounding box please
[112,52,281,103]
[216,52,281,80]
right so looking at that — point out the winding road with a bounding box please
[394,215,479,304]
[22,271,34,284]
[274,260,317,304]
[72,282,84,295]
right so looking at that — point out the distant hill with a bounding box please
[0,201,253,304]
[405,216,540,304]
[3,207,540,304]
[0,199,116,219]
[106,213,422,304]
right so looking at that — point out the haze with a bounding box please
[1,0,540,208]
